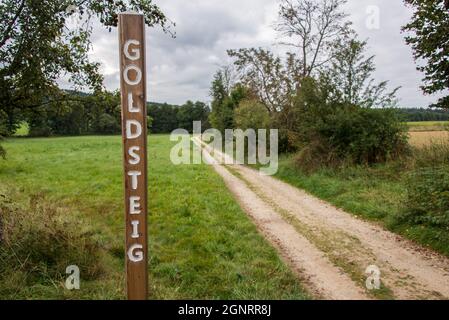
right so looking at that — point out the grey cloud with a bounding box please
[345,0,443,107]
[68,0,441,107]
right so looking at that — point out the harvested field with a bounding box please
[409,131,449,147]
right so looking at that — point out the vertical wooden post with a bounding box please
[118,12,148,300]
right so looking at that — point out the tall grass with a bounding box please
[388,140,449,253]
[0,189,104,297]
[411,140,449,168]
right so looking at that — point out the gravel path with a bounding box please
[193,138,449,300]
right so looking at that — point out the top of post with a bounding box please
[119,11,143,16]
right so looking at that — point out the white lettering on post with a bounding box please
[128,146,141,165]
[128,171,141,190]
[124,39,141,60]
[128,93,140,113]
[120,13,148,300]
[124,65,142,86]
[131,220,140,239]
[126,120,142,139]
[127,244,144,263]
[130,196,141,215]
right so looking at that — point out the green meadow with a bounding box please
[0,135,308,300]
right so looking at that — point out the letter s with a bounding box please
[128,146,141,165]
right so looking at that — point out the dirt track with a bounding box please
[193,137,449,300]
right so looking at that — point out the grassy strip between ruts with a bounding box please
[0,135,309,300]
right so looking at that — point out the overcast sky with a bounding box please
[84,0,443,108]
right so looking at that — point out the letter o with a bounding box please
[124,65,142,86]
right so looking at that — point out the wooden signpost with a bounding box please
[118,12,148,300]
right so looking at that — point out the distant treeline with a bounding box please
[5,89,447,138]
[397,108,449,122]
[148,101,210,133]
[4,91,210,137]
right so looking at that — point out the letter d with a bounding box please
[126,120,142,139]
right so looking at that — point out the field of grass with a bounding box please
[407,121,448,132]
[0,135,308,300]
[269,155,449,258]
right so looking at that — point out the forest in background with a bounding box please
[3,88,448,138]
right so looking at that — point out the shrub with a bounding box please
[294,138,340,172]
[28,125,53,137]
[295,106,409,170]
[399,166,449,229]
[0,192,103,291]
[292,77,409,171]
[329,107,409,163]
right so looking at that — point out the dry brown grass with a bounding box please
[409,131,449,148]
[0,189,105,297]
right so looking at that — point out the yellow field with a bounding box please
[409,131,449,147]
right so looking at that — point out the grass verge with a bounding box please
[269,154,449,258]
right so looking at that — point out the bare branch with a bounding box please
[0,0,26,49]
[275,0,351,76]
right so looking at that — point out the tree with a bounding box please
[24,90,121,136]
[88,90,121,134]
[148,103,179,133]
[209,69,242,133]
[322,35,400,108]
[0,0,171,136]
[147,101,210,134]
[177,100,210,133]
[402,0,449,108]
[227,48,301,114]
[234,99,271,130]
[97,113,120,134]
[274,0,352,77]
